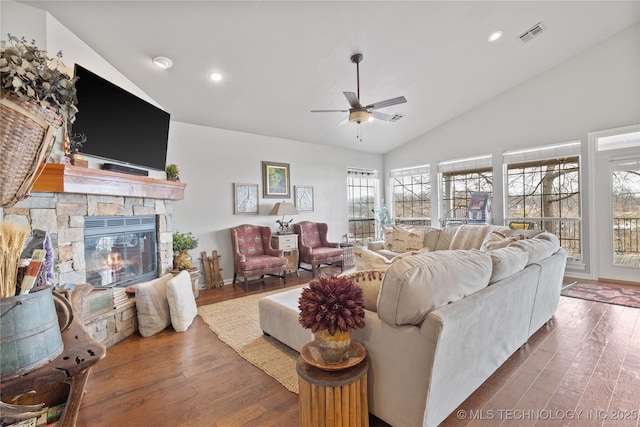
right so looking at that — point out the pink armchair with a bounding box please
[230,224,288,291]
[293,221,343,277]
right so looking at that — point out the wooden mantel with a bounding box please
[32,164,186,200]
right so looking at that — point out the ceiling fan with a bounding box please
[311,53,407,128]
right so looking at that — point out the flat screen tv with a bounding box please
[72,64,170,171]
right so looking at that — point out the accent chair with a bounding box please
[230,224,288,291]
[293,221,343,277]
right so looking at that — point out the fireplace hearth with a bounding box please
[84,215,158,287]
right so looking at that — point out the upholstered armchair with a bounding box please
[230,224,288,291]
[293,221,343,277]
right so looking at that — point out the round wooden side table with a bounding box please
[296,349,369,427]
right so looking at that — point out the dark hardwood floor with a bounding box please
[76,270,640,426]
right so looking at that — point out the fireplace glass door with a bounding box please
[84,215,158,287]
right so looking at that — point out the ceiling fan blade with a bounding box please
[310,109,349,113]
[343,92,362,109]
[337,116,349,126]
[366,96,407,110]
[372,111,404,122]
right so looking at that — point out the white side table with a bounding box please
[271,233,299,277]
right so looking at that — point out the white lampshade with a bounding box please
[269,202,299,216]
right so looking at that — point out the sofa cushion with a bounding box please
[422,227,442,251]
[434,227,458,251]
[135,273,173,337]
[166,271,198,332]
[487,247,529,284]
[377,249,492,327]
[450,225,511,250]
[508,232,560,265]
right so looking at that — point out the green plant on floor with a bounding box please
[172,231,198,270]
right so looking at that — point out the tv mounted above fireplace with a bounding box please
[72,64,170,171]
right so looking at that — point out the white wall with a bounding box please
[167,121,382,282]
[2,1,383,283]
[383,23,640,277]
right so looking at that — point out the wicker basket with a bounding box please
[0,95,63,208]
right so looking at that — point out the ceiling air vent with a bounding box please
[519,22,545,44]
[390,114,404,122]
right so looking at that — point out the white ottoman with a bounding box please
[258,287,313,352]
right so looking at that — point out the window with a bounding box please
[347,168,378,243]
[390,165,431,226]
[504,141,582,259]
[438,155,493,226]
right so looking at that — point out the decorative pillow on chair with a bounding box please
[354,245,393,271]
[135,274,173,337]
[166,270,198,332]
[341,270,385,312]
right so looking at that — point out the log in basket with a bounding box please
[0,96,63,208]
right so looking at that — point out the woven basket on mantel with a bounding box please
[0,95,63,208]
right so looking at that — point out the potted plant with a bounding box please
[1,35,79,207]
[172,231,198,270]
[166,164,180,181]
[298,273,365,364]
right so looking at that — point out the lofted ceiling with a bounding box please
[19,1,640,154]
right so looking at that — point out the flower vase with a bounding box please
[313,329,351,364]
[174,251,192,270]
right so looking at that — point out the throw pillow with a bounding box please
[391,225,424,252]
[135,274,173,337]
[480,231,522,251]
[341,270,385,312]
[354,245,393,271]
[390,247,430,262]
[166,270,198,332]
[382,226,394,250]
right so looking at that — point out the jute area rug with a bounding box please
[197,286,304,394]
[561,282,640,309]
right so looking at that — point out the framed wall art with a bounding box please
[294,185,314,212]
[233,183,259,215]
[262,161,290,198]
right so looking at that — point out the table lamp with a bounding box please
[270,202,299,234]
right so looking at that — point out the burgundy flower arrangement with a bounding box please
[298,273,366,335]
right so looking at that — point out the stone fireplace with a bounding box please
[0,164,186,347]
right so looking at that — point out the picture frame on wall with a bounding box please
[262,161,290,198]
[233,183,259,215]
[294,185,314,212]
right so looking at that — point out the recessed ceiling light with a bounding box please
[488,31,503,42]
[152,56,173,70]
[209,72,223,82]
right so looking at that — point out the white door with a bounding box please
[590,125,640,283]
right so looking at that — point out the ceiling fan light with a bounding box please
[152,56,173,70]
[349,110,370,123]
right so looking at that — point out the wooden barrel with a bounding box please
[0,287,63,380]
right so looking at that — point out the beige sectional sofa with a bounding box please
[258,225,567,427]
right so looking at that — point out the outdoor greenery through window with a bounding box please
[347,168,378,243]
[390,166,431,226]
[505,144,581,259]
